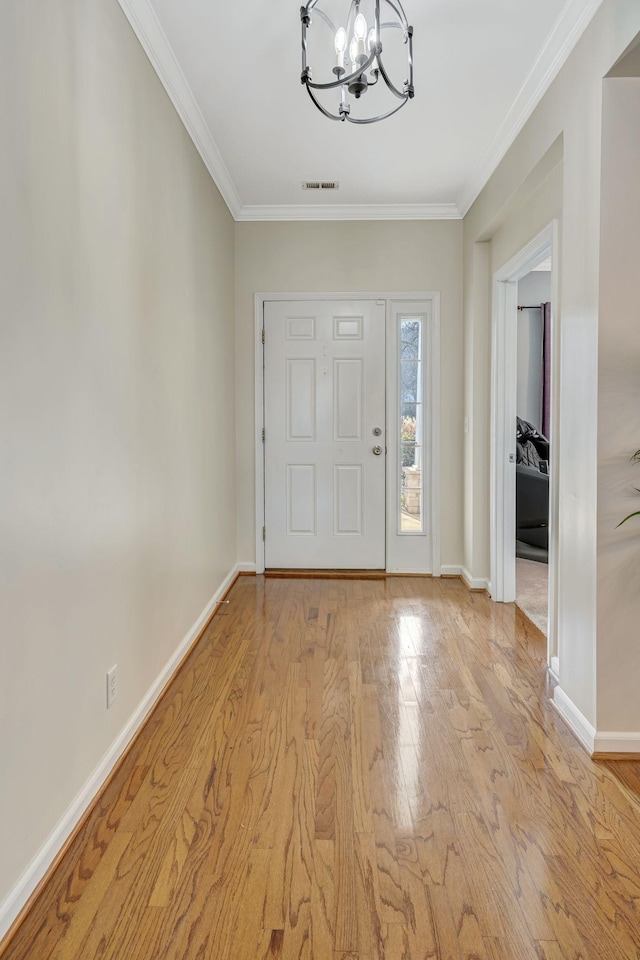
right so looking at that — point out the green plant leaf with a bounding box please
[617,511,640,528]
[616,451,640,526]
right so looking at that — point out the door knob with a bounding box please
[372,445,383,456]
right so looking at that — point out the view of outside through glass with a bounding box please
[400,318,424,533]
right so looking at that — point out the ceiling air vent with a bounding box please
[302,181,339,190]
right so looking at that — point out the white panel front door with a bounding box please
[264,300,386,569]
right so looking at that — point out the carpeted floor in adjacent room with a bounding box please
[516,557,548,636]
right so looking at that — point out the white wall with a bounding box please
[0,0,236,923]
[234,220,464,569]
[517,271,551,432]
[463,0,640,731]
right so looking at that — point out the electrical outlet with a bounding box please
[106,665,118,709]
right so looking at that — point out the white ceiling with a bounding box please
[117,0,603,220]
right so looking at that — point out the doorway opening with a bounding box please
[515,265,551,636]
[491,224,559,672]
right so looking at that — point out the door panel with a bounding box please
[334,464,363,535]
[334,359,363,440]
[287,359,316,440]
[264,300,385,569]
[287,464,316,535]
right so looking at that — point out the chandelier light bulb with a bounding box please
[335,26,347,70]
[368,27,376,51]
[349,37,358,66]
[353,13,367,41]
[353,12,367,58]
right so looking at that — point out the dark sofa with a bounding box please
[516,417,549,563]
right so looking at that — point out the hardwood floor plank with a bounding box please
[348,663,373,836]
[227,849,271,960]
[332,667,358,953]
[315,657,339,842]
[147,775,204,908]
[281,728,335,958]
[394,839,439,959]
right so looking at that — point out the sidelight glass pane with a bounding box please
[401,442,419,468]
[401,479,422,530]
[401,320,421,360]
[400,362,419,403]
[399,317,424,535]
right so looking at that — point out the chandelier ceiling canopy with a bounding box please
[300,0,414,124]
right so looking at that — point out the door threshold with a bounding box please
[265,569,386,580]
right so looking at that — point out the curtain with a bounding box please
[542,301,551,439]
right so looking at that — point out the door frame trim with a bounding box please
[490,222,559,669]
[254,292,441,576]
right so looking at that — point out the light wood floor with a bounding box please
[5,575,640,960]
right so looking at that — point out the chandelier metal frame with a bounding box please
[300,0,414,124]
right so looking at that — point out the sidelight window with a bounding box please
[399,317,424,534]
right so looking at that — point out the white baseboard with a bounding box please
[236,562,257,573]
[0,563,243,943]
[461,567,490,592]
[552,687,640,756]
[593,732,640,754]
[439,565,489,591]
[552,686,596,754]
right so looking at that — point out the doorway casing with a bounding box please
[254,292,441,576]
[490,222,559,670]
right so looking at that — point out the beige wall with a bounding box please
[462,0,640,728]
[597,76,640,731]
[234,220,464,568]
[0,0,236,917]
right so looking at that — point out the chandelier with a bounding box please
[300,0,414,124]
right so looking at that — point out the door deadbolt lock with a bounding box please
[372,426,382,436]
[372,445,383,456]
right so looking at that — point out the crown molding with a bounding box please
[457,0,605,217]
[236,203,462,222]
[116,0,242,219]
